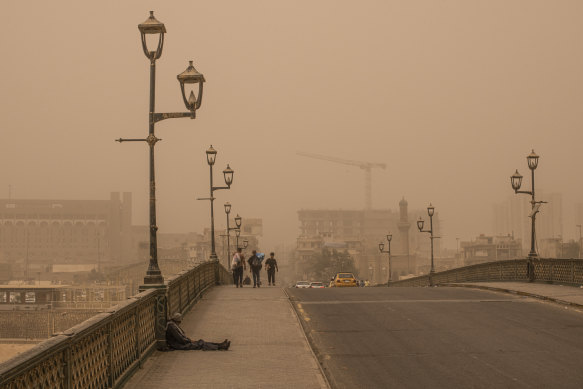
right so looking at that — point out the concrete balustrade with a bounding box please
[389,258,583,287]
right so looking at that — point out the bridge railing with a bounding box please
[389,258,583,287]
[0,261,232,389]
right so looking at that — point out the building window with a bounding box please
[9,292,21,303]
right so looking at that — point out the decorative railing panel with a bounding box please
[110,309,138,383]
[0,261,231,389]
[70,326,109,389]
[390,258,583,287]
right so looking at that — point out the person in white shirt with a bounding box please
[231,247,246,287]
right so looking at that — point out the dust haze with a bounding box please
[2,1,582,250]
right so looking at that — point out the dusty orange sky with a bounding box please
[1,1,582,250]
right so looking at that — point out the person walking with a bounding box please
[231,247,246,287]
[248,250,262,288]
[265,252,279,286]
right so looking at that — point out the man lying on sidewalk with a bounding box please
[166,312,230,351]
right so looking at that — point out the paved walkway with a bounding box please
[124,286,328,389]
[446,281,583,308]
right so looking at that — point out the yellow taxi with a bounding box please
[331,272,358,287]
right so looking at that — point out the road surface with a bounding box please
[287,286,583,388]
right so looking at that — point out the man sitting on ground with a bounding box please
[166,312,230,351]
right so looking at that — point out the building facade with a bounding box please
[493,191,564,256]
[460,234,522,266]
[0,193,139,279]
[295,199,439,283]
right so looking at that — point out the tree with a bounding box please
[305,248,356,281]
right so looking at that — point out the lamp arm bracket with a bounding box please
[515,190,533,195]
[196,197,214,201]
[116,138,147,143]
[153,111,195,123]
[212,186,230,191]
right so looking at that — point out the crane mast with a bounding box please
[296,151,386,210]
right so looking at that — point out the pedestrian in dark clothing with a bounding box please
[265,252,278,286]
[166,313,230,351]
[248,250,262,288]
[231,248,246,287]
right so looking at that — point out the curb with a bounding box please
[442,283,583,310]
[283,288,332,389]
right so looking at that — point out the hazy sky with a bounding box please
[2,1,582,251]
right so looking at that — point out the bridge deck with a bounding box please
[124,286,328,389]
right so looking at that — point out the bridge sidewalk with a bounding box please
[124,286,328,389]
[447,282,583,308]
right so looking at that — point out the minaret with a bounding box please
[398,197,411,273]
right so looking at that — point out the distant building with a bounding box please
[156,217,263,266]
[295,199,438,283]
[460,234,522,266]
[493,192,563,256]
[0,193,144,280]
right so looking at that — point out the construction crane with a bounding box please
[297,151,386,210]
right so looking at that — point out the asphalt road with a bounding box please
[286,286,583,389]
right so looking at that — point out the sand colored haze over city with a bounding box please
[1,1,582,250]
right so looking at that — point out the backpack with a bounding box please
[231,254,241,269]
[251,256,260,267]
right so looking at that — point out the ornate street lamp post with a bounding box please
[235,228,248,250]
[379,234,392,284]
[511,150,545,281]
[116,11,205,286]
[417,203,436,286]
[224,202,242,268]
[198,146,233,263]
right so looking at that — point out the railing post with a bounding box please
[155,288,168,350]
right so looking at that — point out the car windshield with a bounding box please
[337,273,354,279]
[311,282,323,286]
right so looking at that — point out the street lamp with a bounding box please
[224,203,242,268]
[198,145,234,262]
[379,234,392,284]
[418,203,437,286]
[234,228,248,250]
[510,150,545,281]
[116,11,205,286]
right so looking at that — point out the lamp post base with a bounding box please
[136,283,168,350]
[526,254,537,282]
[142,273,164,286]
[209,253,220,285]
